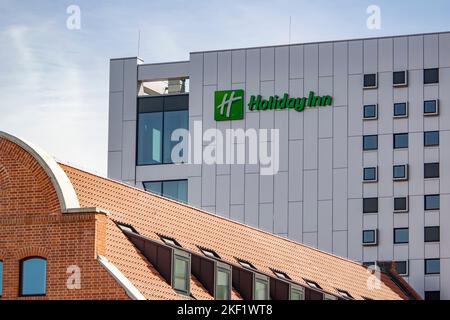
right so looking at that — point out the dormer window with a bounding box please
[172,250,190,295]
[215,264,232,300]
[254,274,269,300]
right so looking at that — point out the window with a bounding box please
[237,259,257,270]
[117,223,139,234]
[394,197,409,213]
[425,195,440,211]
[425,226,440,243]
[363,135,378,151]
[394,228,409,244]
[393,71,408,86]
[290,285,305,300]
[363,198,378,213]
[20,257,47,296]
[160,235,181,247]
[363,104,378,120]
[215,266,231,300]
[425,259,440,275]
[424,131,439,147]
[137,94,188,166]
[363,167,377,182]
[424,163,439,179]
[0,260,3,297]
[273,270,290,280]
[425,291,440,300]
[393,133,408,149]
[363,230,377,245]
[424,100,439,116]
[199,248,220,259]
[324,294,338,300]
[254,275,269,300]
[363,74,377,88]
[172,251,190,294]
[393,103,408,118]
[337,289,353,299]
[304,279,321,289]
[393,165,408,181]
[395,261,408,276]
[424,68,439,84]
[143,180,188,203]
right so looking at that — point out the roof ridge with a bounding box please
[58,161,370,269]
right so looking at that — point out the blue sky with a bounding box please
[0,0,449,174]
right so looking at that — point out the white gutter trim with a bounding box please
[97,255,146,300]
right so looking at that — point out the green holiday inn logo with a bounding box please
[214,90,333,121]
[214,89,245,121]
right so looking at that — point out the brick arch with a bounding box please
[14,246,50,260]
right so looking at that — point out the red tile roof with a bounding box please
[60,163,418,300]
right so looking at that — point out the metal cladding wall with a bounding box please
[108,32,450,299]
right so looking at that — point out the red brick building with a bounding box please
[0,131,420,300]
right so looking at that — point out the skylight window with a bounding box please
[237,259,257,270]
[116,222,139,234]
[304,279,321,289]
[273,270,291,280]
[199,247,221,259]
[337,289,353,299]
[159,235,181,247]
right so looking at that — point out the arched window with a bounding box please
[20,257,47,296]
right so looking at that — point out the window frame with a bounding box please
[363,167,378,183]
[424,68,439,84]
[172,249,191,295]
[393,228,409,244]
[424,226,440,243]
[424,291,440,300]
[363,135,378,151]
[290,284,305,300]
[393,133,409,149]
[362,230,378,246]
[425,194,440,211]
[393,102,408,118]
[423,100,439,116]
[424,163,440,179]
[425,259,440,275]
[253,274,269,300]
[136,94,189,166]
[363,197,378,214]
[215,263,232,300]
[393,70,408,87]
[395,261,409,276]
[363,73,378,89]
[393,164,408,181]
[393,197,409,213]
[363,104,378,120]
[19,256,47,297]
[143,179,188,204]
[424,131,439,147]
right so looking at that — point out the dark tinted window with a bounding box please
[364,74,377,87]
[425,259,440,274]
[424,131,439,147]
[393,165,407,180]
[143,180,188,203]
[394,228,409,244]
[393,71,407,85]
[363,105,377,119]
[363,230,376,244]
[394,133,408,149]
[424,163,439,179]
[395,261,408,275]
[363,167,377,181]
[424,100,438,114]
[20,257,47,296]
[425,291,440,300]
[394,197,408,211]
[425,226,440,242]
[363,135,378,151]
[363,198,378,213]
[393,103,407,117]
[425,195,440,210]
[424,68,439,84]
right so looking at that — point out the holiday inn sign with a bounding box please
[214,89,333,121]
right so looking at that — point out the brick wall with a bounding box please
[0,137,130,300]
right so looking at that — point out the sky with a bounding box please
[0,0,450,175]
